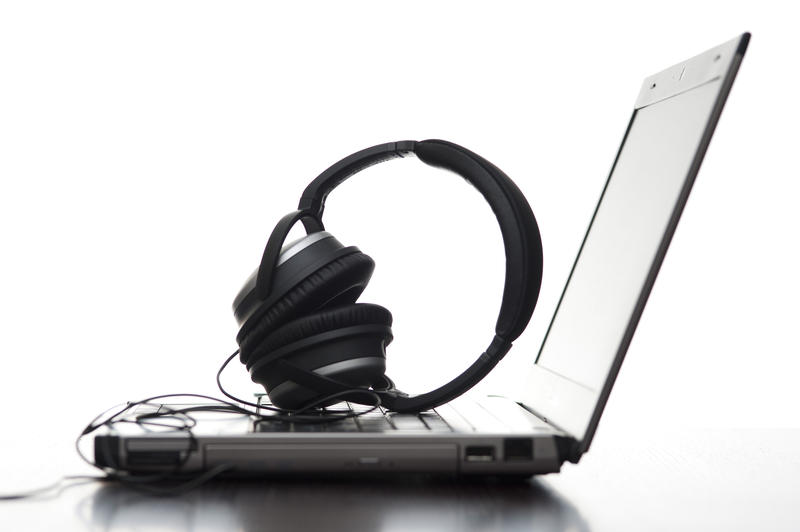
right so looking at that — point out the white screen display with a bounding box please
[536,79,721,391]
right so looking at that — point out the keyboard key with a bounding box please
[386,414,428,431]
[254,420,293,432]
[354,408,386,418]
[345,402,380,414]
[291,423,328,432]
[420,414,452,432]
[355,417,394,432]
[449,397,508,432]
[433,404,475,432]
[321,418,359,432]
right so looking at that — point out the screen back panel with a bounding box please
[521,34,749,455]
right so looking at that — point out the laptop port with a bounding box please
[504,438,533,461]
[464,446,495,462]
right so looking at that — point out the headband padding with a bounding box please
[414,139,543,341]
[238,252,375,364]
[247,303,392,369]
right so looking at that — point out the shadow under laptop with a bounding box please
[82,476,591,532]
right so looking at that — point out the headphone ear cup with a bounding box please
[237,251,375,365]
[247,303,393,409]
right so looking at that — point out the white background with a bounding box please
[0,0,798,485]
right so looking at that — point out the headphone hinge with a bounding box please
[486,335,512,361]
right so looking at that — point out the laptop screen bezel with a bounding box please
[518,34,750,458]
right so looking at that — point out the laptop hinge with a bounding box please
[516,402,582,464]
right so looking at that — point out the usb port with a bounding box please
[464,446,495,462]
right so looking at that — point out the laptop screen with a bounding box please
[536,80,723,389]
[523,35,748,449]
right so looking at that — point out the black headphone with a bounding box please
[232,139,543,413]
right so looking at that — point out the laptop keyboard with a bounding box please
[254,401,453,433]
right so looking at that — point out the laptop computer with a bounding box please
[94,33,749,477]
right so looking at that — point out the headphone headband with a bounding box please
[298,139,543,342]
[290,139,543,412]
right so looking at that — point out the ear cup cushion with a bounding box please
[248,303,393,368]
[237,252,375,363]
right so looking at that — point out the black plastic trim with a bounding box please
[94,435,121,469]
